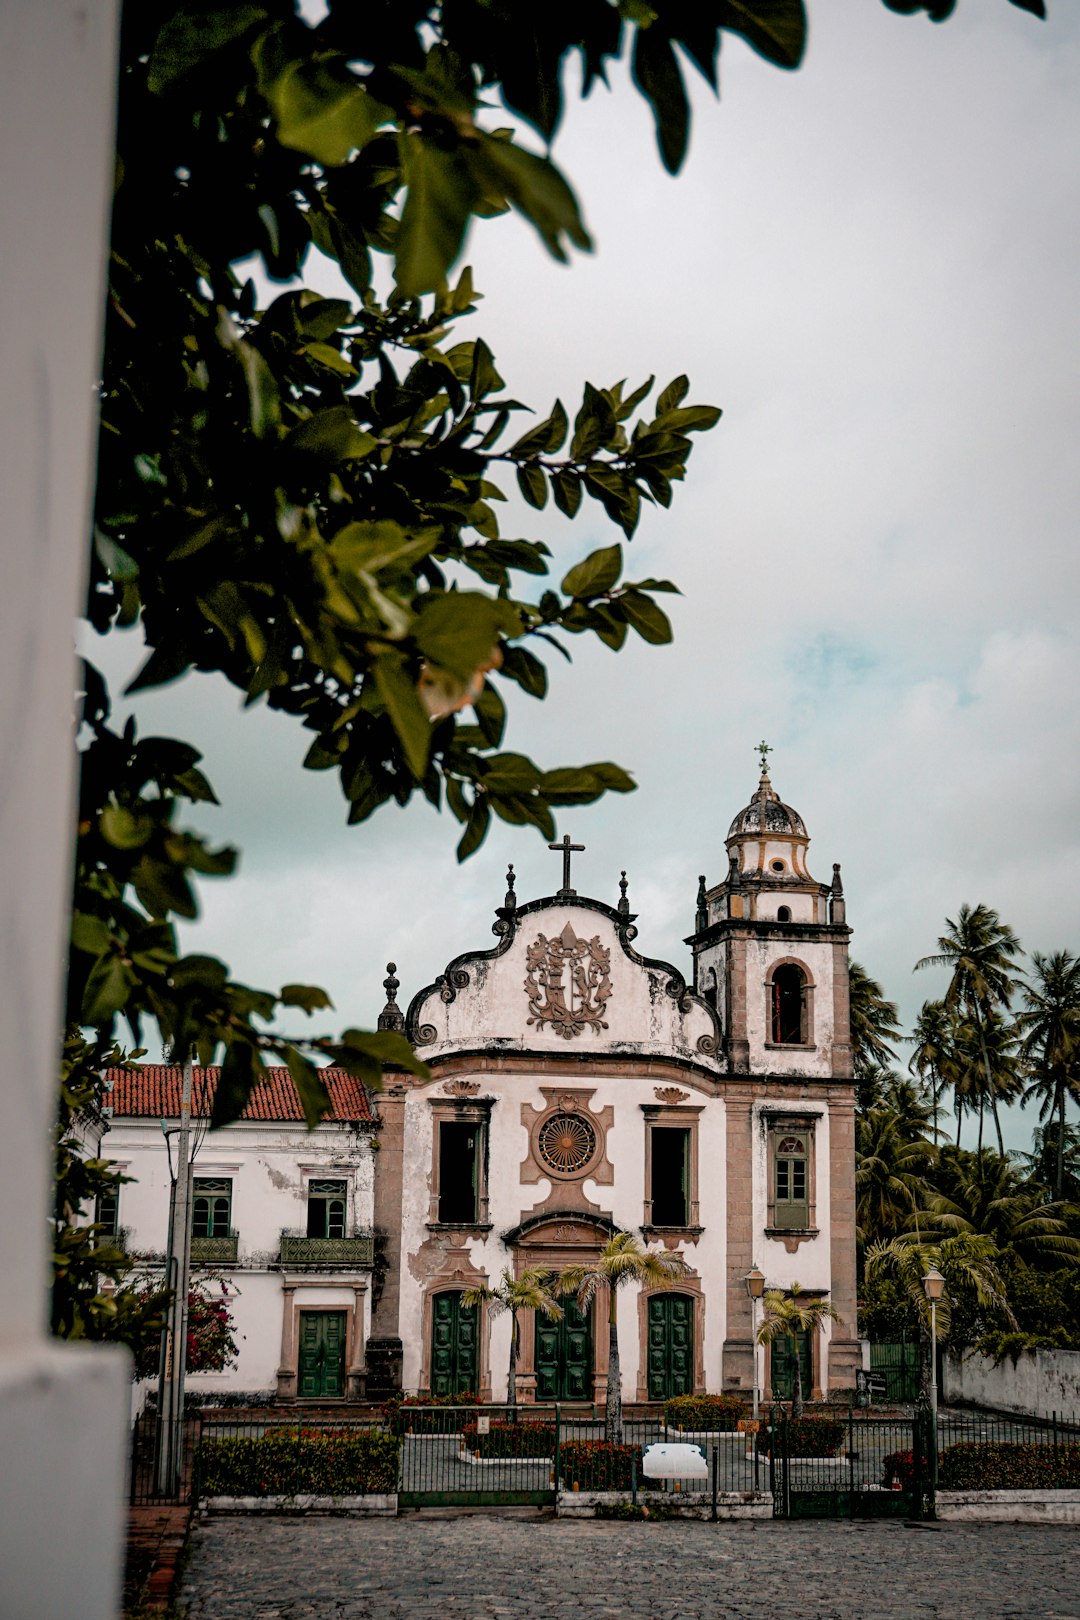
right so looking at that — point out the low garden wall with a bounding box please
[943,1348,1080,1421]
[936,1490,1080,1524]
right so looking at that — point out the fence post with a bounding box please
[848,1403,855,1519]
[554,1402,560,1502]
[711,1441,718,1522]
[782,1407,791,1520]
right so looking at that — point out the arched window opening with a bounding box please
[702,967,718,1010]
[776,905,791,923]
[771,964,807,1044]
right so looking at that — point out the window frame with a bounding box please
[764,958,816,1050]
[765,1116,818,1236]
[192,1176,233,1239]
[641,1102,704,1236]
[427,1096,493,1231]
[306,1177,349,1239]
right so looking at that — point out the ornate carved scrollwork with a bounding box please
[439,968,470,1004]
[654,1086,690,1105]
[442,1080,481,1098]
[415,1024,438,1046]
[696,1034,718,1056]
[524,922,612,1038]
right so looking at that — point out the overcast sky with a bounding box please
[92,1,1080,1151]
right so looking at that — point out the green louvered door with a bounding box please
[647,1293,694,1401]
[298,1311,346,1398]
[430,1292,478,1398]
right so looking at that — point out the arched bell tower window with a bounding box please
[770,963,809,1045]
[701,966,718,1011]
[776,905,791,923]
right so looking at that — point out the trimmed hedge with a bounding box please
[664,1394,747,1432]
[561,1441,643,1490]
[198,1428,398,1497]
[384,1392,482,1434]
[881,1449,915,1491]
[462,1420,555,1458]
[938,1442,1080,1491]
[767,1416,845,1458]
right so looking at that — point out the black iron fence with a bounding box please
[130,1401,1080,1513]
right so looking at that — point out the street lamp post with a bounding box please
[922,1265,945,1507]
[745,1264,766,1491]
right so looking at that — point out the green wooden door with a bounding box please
[297,1311,346,1398]
[430,1292,478,1398]
[535,1298,593,1401]
[646,1293,694,1401]
[770,1329,811,1403]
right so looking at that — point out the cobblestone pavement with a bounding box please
[178,1514,1080,1619]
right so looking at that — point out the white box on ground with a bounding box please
[643,1443,709,1479]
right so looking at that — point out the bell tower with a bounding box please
[687,749,851,1078]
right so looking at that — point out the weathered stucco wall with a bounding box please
[943,1348,1080,1420]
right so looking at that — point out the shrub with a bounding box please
[560,1441,642,1491]
[881,1449,915,1490]
[938,1442,1080,1491]
[197,1427,398,1497]
[384,1392,482,1434]
[664,1393,746,1432]
[766,1416,844,1458]
[462,1420,555,1458]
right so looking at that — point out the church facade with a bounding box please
[366,763,860,1407]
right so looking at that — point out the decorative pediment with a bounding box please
[524,922,612,1038]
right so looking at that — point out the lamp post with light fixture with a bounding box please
[922,1265,945,1503]
[745,1264,766,1490]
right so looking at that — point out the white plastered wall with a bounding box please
[743,936,837,1078]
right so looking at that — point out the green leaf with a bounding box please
[470,339,504,400]
[285,1046,333,1129]
[211,1040,259,1128]
[288,406,376,462]
[297,296,354,341]
[396,133,481,297]
[552,471,583,519]
[147,6,267,93]
[335,1028,429,1081]
[657,375,690,414]
[620,590,673,644]
[329,520,439,576]
[372,654,431,781]
[266,59,389,167]
[467,135,591,263]
[654,404,722,434]
[561,544,623,600]
[456,797,490,861]
[71,913,113,957]
[82,954,134,1024]
[473,682,506,748]
[570,382,617,460]
[516,463,548,509]
[280,984,335,1014]
[413,593,520,680]
[303,340,357,376]
[632,25,689,175]
[99,806,151,850]
[499,644,548,699]
[718,1,808,70]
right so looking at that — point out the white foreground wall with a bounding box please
[0,7,128,1619]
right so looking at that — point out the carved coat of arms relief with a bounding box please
[524,921,612,1038]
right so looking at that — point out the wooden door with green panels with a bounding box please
[535,1298,593,1401]
[430,1291,478,1398]
[297,1310,346,1398]
[646,1292,694,1401]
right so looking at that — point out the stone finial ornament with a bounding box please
[695,873,708,931]
[377,962,405,1032]
[618,870,630,918]
[504,863,517,912]
[831,862,844,897]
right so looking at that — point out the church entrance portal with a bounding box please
[535,1298,593,1401]
[646,1293,694,1401]
[430,1291,478,1398]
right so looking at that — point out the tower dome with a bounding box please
[726,772,807,839]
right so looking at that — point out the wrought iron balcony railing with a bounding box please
[190,1230,239,1265]
[278,1230,375,1267]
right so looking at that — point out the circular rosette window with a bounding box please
[537,1112,598,1177]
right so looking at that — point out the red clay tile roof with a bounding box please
[106,1065,375,1124]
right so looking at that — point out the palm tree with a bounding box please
[923,1148,1080,1272]
[462,1266,563,1407]
[849,962,903,1112]
[949,1007,1022,1156]
[1018,1119,1080,1203]
[1017,950,1080,1200]
[558,1231,686,1444]
[909,999,955,1147]
[915,904,1024,1156]
[856,1104,935,1247]
[755,1284,839,1418]
[865,1232,1012,1401]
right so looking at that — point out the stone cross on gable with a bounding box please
[756,739,773,775]
[548,833,585,896]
